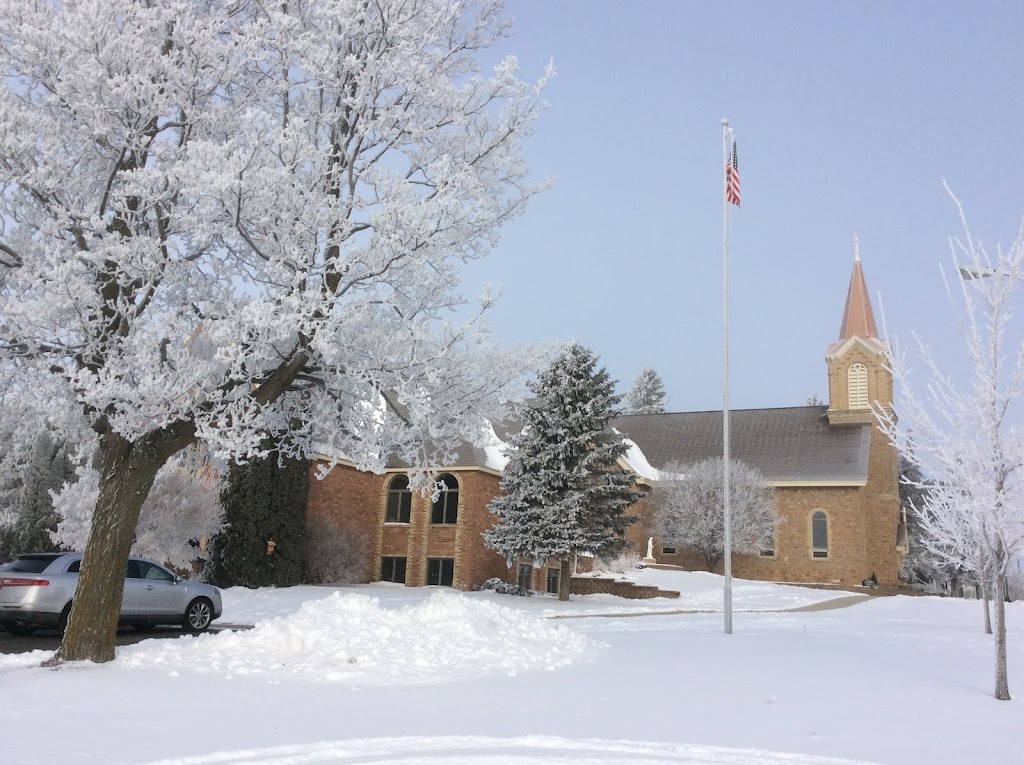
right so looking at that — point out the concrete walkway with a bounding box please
[548,593,872,620]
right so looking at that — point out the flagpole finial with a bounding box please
[854,236,861,262]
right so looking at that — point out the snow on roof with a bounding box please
[619,436,685,482]
[481,421,510,472]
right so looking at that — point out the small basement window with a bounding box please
[426,557,455,587]
[380,557,407,583]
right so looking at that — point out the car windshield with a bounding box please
[0,554,62,573]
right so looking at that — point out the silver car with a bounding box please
[0,552,222,636]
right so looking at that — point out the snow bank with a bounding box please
[148,734,883,765]
[119,591,596,684]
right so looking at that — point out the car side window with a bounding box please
[139,562,175,582]
[126,560,144,579]
[67,560,81,573]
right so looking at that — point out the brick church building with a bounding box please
[306,253,905,591]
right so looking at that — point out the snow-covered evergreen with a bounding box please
[0,430,78,560]
[625,368,669,414]
[485,344,641,600]
[13,433,74,553]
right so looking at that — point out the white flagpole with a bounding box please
[721,118,733,635]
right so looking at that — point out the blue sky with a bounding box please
[461,1,1024,412]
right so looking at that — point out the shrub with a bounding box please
[476,577,532,596]
[303,515,369,584]
[593,550,642,575]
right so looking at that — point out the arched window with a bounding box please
[811,511,829,558]
[431,473,459,524]
[848,363,869,409]
[385,474,412,523]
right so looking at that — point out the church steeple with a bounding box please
[825,240,892,424]
[838,237,879,341]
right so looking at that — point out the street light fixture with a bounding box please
[958,264,1024,282]
[958,265,996,280]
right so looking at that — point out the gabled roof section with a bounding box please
[613,406,870,483]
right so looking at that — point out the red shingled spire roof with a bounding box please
[839,238,879,341]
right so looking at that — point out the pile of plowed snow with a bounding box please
[119,592,596,684]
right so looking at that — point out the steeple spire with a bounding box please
[839,238,879,340]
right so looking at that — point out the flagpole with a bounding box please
[721,118,733,636]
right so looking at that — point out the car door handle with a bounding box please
[144,585,154,591]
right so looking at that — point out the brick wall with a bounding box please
[569,576,679,599]
[305,463,380,582]
[307,463,511,590]
[630,483,891,586]
[454,472,513,588]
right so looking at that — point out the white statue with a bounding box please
[643,536,656,564]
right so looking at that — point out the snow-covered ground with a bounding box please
[2,571,1022,764]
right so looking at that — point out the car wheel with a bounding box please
[8,624,35,637]
[183,597,213,632]
[58,602,73,634]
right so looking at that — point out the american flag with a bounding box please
[726,141,740,206]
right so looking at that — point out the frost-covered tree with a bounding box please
[0,426,20,518]
[485,344,641,601]
[0,506,15,564]
[651,458,779,572]
[0,0,547,662]
[625,368,669,414]
[0,427,79,561]
[877,197,1024,701]
[53,459,224,573]
[897,454,958,591]
[12,433,75,554]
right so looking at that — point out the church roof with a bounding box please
[613,405,870,483]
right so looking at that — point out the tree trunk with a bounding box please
[983,576,993,635]
[46,427,191,664]
[994,571,1011,701]
[558,558,571,602]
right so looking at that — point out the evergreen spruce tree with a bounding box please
[209,447,309,588]
[0,429,22,562]
[13,434,74,553]
[625,368,669,414]
[485,343,641,600]
[0,432,76,560]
